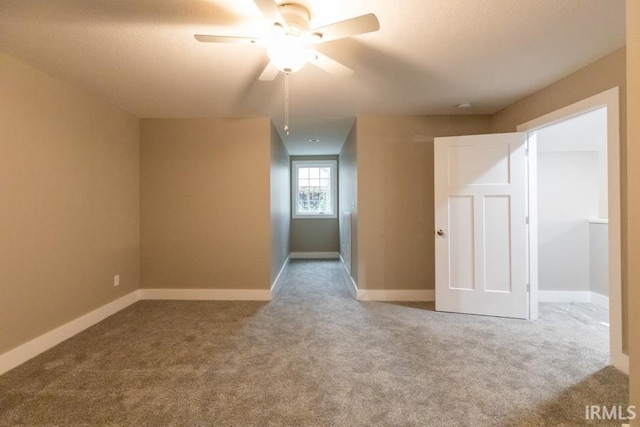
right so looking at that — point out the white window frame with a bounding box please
[292,160,337,219]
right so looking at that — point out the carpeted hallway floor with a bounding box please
[0,260,629,426]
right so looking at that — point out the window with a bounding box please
[292,160,337,219]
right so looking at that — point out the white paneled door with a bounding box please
[434,133,529,319]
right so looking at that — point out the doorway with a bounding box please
[517,87,626,373]
[534,107,608,306]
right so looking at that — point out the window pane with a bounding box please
[294,161,335,216]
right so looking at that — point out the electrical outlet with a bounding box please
[114,274,120,287]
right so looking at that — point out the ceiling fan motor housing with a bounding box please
[279,3,311,33]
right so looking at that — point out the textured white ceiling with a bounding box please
[0,0,626,154]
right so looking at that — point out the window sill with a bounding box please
[292,214,338,220]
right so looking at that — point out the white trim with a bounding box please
[538,291,592,303]
[139,288,271,301]
[0,285,276,375]
[340,255,359,299]
[537,291,610,309]
[270,256,290,296]
[612,353,629,375]
[290,252,340,259]
[0,290,140,376]
[517,88,617,131]
[517,87,625,373]
[336,256,434,302]
[357,289,435,302]
[590,292,609,309]
[589,218,609,224]
[526,131,539,320]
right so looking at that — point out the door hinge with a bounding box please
[526,216,529,225]
[525,148,529,156]
[527,284,531,292]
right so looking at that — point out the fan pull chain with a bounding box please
[284,71,290,136]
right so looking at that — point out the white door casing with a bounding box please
[434,133,529,319]
[516,87,625,373]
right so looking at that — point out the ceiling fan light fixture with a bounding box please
[267,37,311,72]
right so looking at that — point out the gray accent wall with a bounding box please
[270,123,290,284]
[339,122,358,281]
[289,155,340,253]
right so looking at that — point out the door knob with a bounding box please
[436,229,445,237]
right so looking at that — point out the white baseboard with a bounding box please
[336,255,433,302]
[357,289,435,302]
[339,254,351,275]
[0,284,274,375]
[339,255,358,299]
[139,288,271,301]
[538,291,591,303]
[270,256,290,296]
[612,352,629,375]
[290,252,340,259]
[589,292,609,309]
[538,290,609,308]
[0,290,140,376]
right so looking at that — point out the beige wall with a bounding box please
[491,48,626,135]
[289,155,340,253]
[356,115,492,290]
[491,48,629,352]
[140,118,271,290]
[0,51,140,354]
[270,123,290,284]
[339,122,358,280]
[626,0,639,415]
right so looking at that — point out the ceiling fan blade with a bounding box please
[253,0,285,27]
[194,34,261,44]
[309,51,353,78]
[310,13,380,43]
[259,61,281,81]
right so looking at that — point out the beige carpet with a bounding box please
[0,259,629,426]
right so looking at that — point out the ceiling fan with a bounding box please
[194,0,380,81]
